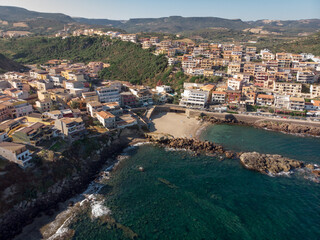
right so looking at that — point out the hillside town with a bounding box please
[0,28,319,170]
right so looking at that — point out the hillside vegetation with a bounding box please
[0,36,168,85]
[256,33,320,56]
[0,53,24,73]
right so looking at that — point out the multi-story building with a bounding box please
[226,90,241,104]
[0,142,32,168]
[274,95,290,109]
[256,94,274,106]
[211,91,226,104]
[130,88,153,106]
[180,89,209,108]
[120,92,137,107]
[35,99,52,112]
[96,111,116,129]
[227,62,241,75]
[289,97,305,111]
[227,78,244,91]
[310,84,320,98]
[82,91,99,103]
[273,82,302,96]
[296,71,317,83]
[55,117,86,137]
[96,87,120,104]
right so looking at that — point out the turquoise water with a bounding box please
[200,124,320,164]
[70,125,320,240]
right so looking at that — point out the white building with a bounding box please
[96,87,121,104]
[227,78,244,91]
[274,95,290,109]
[0,142,32,168]
[156,85,172,93]
[96,111,116,128]
[180,89,209,108]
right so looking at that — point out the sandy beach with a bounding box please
[150,112,206,138]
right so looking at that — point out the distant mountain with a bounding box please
[0,6,319,36]
[73,16,251,33]
[0,54,24,73]
[0,6,73,22]
[73,17,123,27]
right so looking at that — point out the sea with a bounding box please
[68,125,320,240]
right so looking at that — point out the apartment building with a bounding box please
[274,95,290,109]
[256,94,274,106]
[96,87,121,104]
[289,97,305,111]
[211,91,226,104]
[180,89,209,108]
[296,71,317,83]
[273,82,302,96]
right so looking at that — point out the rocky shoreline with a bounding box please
[146,134,320,177]
[0,129,144,240]
[201,115,320,137]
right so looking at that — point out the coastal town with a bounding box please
[0,27,319,170]
[0,1,320,240]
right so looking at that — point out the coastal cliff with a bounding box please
[0,128,145,240]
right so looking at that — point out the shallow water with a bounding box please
[70,125,320,240]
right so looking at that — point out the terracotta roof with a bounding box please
[97,111,115,119]
[257,94,274,99]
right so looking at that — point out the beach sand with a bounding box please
[150,112,206,139]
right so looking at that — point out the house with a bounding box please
[44,110,63,120]
[87,101,103,117]
[156,85,172,93]
[256,94,274,106]
[0,142,32,168]
[211,91,226,104]
[289,97,305,111]
[96,111,116,128]
[117,114,138,129]
[55,117,86,138]
[130,88,153,106]
[102,102,123,116]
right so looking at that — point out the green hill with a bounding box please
[0,6,73,22]
[0,36,167,85]
[256,33,320,56]
[0,53,24,73]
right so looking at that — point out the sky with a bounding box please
[0,0,319,21]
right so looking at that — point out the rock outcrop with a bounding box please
[239,152,304,174]
[254,121,320,136]
[146,134,231,157]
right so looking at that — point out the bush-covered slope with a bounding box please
[0,36,168,84]
[0,53,24,73]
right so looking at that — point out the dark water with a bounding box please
[70,125,320,240]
